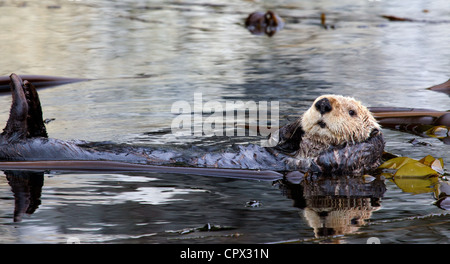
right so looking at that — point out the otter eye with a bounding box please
[349,110,356,117]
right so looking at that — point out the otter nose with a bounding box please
[315,98,332,115]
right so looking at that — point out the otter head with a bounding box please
[301,95,381,146]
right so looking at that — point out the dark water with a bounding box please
[0,0,449,243]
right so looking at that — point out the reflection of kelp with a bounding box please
[382,15,450,24]
[277,174,386,239]
[391,176,439,194]
[379,155,450,211]
[4,170,44,222]
[384,174,450,211]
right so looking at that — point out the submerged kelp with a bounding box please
[379,155,444,177]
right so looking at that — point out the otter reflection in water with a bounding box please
[4,170,44,222]
[277,172,450,240]
[5,169,449,233]
[276,173,387,240]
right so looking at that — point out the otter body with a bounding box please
[0,74,384,175]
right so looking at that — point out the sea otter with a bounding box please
[0,74,384,175]
[267,95,384,174]
[245,11,285,37]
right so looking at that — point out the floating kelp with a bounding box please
[370,107,449,126]
[369,107,450,144]
[408,138,432,146]
[379,155,450,207]
[320,13,335,29]
[0,75,90,93]
[379,155,444,177]
[434,181,450,210]
[378,155,447,202]
[435,195,450,210]
[381,15,414,22]
[245,11,285,37]
[426,79,450,95]
[0,74,154,94]
[381,15,450,23]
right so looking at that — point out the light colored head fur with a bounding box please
[301,94,380,146]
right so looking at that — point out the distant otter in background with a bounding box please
[245,10,285,37]
[0,74,384,175]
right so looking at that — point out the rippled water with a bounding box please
[0,0,449,244]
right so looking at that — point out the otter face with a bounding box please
[301,95,381,146]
